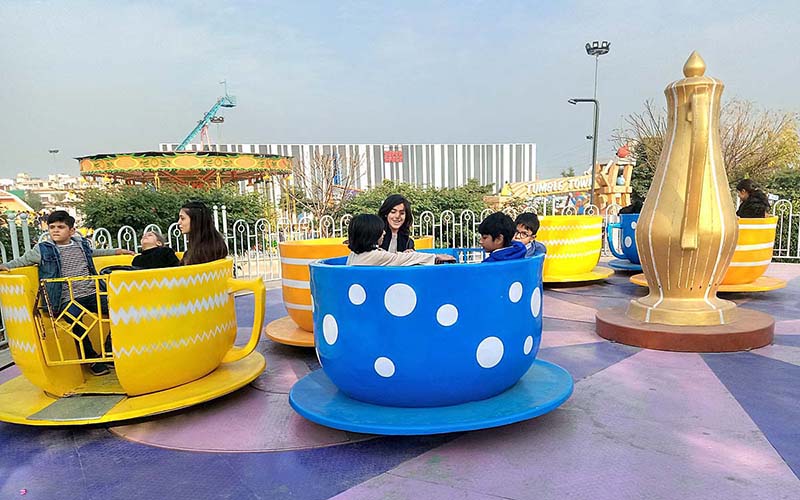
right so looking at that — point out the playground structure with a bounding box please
[487,158,633,214]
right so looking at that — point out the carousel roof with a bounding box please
[76,151,292,187]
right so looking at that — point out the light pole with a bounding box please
[48,149,60,170]
[585,40,610,100]
[568,98,600,208]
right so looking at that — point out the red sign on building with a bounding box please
[383,150,403,163]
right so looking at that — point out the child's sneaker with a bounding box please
[89,363,110,376]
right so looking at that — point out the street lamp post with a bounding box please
[585,40,610,100]
[48,149,60,168]
[568,98,600,208]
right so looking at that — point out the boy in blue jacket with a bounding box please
[479,212,527,262]
[0,211,133,375]
[514,212,547,257]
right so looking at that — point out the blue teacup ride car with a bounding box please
[607,213,642,272]
[289,249,574,435]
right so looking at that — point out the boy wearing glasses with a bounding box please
[514,212,546,257]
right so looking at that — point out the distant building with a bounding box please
[160,142,536,190]
[0,190,34,213]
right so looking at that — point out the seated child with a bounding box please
[514,212,546,257]
[346,214,455,266]
[132,230,180,269]
[479,212,527,262]
[0,211,134,376]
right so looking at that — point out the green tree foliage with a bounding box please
[77,185,274,234]
[21,191,44,211]
[767,167,800,207]
[614,99,800,194]
[560,167,576,177]
[338,179,492,218]
[629,138,660,200]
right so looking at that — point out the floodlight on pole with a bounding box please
[585,40,611,100]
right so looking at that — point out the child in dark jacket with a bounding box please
[132,231,180,269]
[479,212,527,262]
[0,210,133,375]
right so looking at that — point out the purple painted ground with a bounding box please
[1,260,798,499]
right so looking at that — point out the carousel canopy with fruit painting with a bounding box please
[77,151,292,188]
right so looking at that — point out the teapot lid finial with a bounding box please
[683,51,706,77]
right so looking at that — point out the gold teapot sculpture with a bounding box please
[627,52,738,326]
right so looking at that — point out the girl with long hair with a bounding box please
[377,194,415,253]
[177,201,228,265]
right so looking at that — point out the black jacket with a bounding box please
[132,246,180,269]
[737,191,770,218]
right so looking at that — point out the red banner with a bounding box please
[383,150,403,163]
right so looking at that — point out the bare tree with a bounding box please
[612,98,799,187]
[283,151,362,222]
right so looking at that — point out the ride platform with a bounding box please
[0,351,265,426]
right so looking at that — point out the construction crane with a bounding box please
[176,91,237,151]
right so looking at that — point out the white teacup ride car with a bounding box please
[289,249,573,435]
[0,256,265,425]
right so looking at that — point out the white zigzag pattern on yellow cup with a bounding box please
[543,249,602,259]
[112,320,237,357]
[0,284,25,295]
[538,235,602,246]
[0,305,32,324]
[109,291,230,325]
[109,270,229,294]
[8,338,37,354]
[539,223,603,231]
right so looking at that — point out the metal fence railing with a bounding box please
[3,200,799,349]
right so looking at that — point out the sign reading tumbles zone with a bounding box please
[383,150,403,163]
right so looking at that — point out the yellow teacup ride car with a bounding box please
[265,236,433,347]
[0,256,265,426]
[537,215,613,283]
[630,216,786,292]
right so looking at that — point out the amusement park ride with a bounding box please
[76,85,291,189]
[0,53,782,431]
[175,89,237,152]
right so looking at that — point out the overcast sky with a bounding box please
[1,0,797,181]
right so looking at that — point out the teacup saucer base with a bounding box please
[0,351,265,426]
[543,266,614,284]
[289,360,573,435]
[608,259,642,272]
[264,316,315,347]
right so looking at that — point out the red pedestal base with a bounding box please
[596,306,774,352]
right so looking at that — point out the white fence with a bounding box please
[2,201,799,348]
